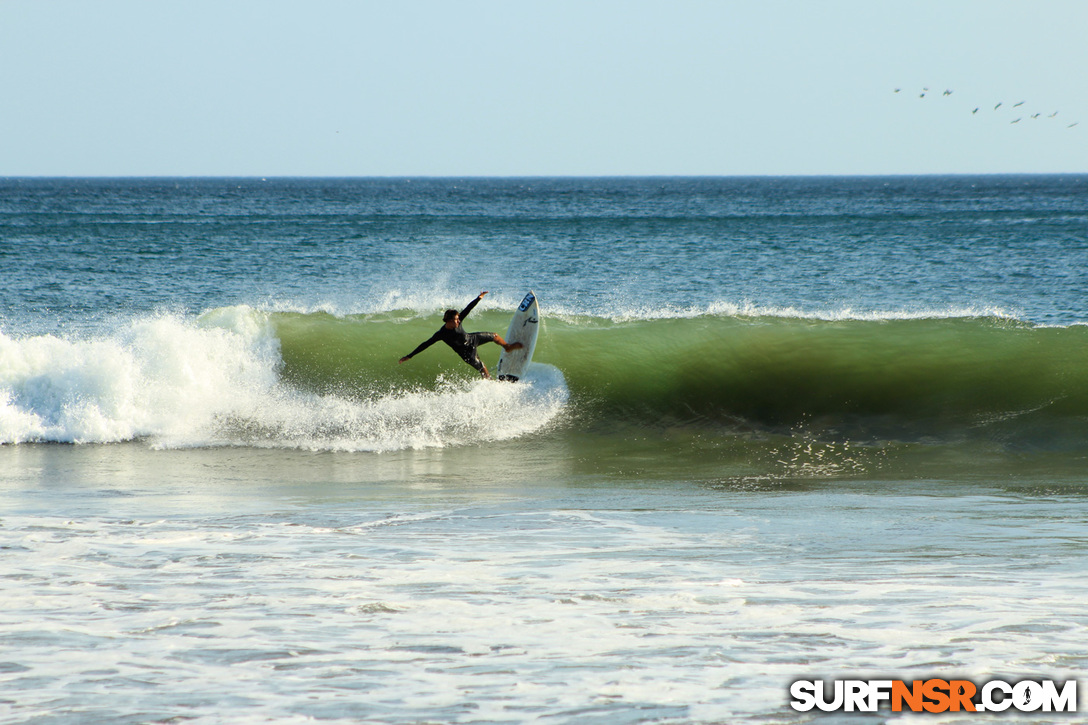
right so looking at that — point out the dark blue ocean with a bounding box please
[2,176,1087,723]
[5,176,1088,329]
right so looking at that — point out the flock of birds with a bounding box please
[895,87,1079,129]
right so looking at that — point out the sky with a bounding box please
[1,0,1085,176]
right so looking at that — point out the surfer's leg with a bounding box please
[470,331,523,353]
[460,348,490,378]
[488,332,524,353]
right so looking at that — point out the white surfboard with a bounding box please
[495,291,540,382]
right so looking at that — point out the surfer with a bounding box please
[399,291,523,379]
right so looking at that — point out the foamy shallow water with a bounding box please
[2,445,1085,724]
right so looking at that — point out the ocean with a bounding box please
[2,176,1087,723]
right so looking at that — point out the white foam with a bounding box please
[552,300,1025,323]
[196,363,570,453]
[0,310,280,445]
[246,290,1028,325]
[0,310,569,450]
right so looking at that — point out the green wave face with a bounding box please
[270,310,1088,444]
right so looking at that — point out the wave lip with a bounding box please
[553,301,1026,324]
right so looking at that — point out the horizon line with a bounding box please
[3,171,1087,181]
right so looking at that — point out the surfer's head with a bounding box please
[443,309,459,327]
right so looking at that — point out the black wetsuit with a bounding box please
[402,296,497,373]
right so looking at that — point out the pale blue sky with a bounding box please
[1,0,1085,176]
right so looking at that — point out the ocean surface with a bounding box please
[2,176,1087,723]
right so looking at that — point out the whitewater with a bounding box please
[0,307,569,450]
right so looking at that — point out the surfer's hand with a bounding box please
[399,357,408,364]
[478,291,488,298]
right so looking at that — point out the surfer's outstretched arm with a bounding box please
[458,291,487,321]
[399,331,441,363]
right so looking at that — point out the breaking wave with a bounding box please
[5,302,1088,451]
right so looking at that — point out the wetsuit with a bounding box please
[402,296,497,373]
